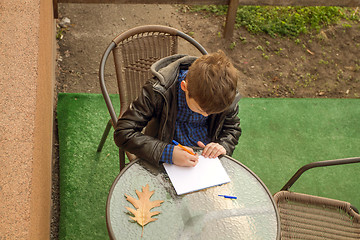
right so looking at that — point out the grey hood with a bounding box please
[150,54,198,87]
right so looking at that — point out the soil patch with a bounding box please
[56,4,360,99]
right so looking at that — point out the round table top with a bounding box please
[106,154,280,240]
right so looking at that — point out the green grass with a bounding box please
[57,93,360,239]
[189,5,360,37]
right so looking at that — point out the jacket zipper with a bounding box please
[154,87,168,140]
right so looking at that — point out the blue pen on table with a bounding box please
[218,195,237,199]
[172,140,196,156]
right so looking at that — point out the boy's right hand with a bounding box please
[172,146,199,167]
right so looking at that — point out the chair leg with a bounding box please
[97,119,112,152]
[119,149,126,171]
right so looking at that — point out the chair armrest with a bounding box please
[281,157,360,191]
[99,41,118,126]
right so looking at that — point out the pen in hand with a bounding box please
[172,140,196,156]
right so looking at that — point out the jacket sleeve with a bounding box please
[215,97,242,156]
[113,83,167,166]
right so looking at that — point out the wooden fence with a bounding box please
[54,0,360,38]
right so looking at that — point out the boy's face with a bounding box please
[181,80,209,117]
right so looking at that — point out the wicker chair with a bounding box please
[96,25,208,170]
[274,157,360,239]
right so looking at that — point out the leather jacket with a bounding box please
[114,54,241,166]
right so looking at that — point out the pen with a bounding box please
[172,140,196,156]
[218,195,237,199]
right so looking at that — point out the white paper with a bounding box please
[163,156,231,195]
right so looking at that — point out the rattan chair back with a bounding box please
[273,157,360,239]
[274,191,360,239]
[113,30,178,117]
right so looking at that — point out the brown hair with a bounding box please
[186,50,239,114]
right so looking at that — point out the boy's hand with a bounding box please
[172,146,199,167]
[197,141,226,158]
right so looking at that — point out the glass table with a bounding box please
[106,154,280,239]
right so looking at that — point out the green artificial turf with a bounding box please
[233,98,360,207]
[57,93,120,239]
[57,93,360,239]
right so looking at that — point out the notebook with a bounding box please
[163,155,231,195]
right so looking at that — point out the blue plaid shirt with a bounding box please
[161,70,210,164]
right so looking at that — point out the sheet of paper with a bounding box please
[163,155,231,195]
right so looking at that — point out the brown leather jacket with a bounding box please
[114,54,241,166]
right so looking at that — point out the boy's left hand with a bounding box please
[197,141,226,158]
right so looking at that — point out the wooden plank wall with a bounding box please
[54,0,360,38]
[57,0,360,5]
[57,0,229,4]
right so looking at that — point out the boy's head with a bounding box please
[181,50,239,115]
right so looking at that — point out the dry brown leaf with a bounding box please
[125,184,164,237]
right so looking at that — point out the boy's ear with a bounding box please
[180,80,188,92]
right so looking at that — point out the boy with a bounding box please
[114,50,241,167]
